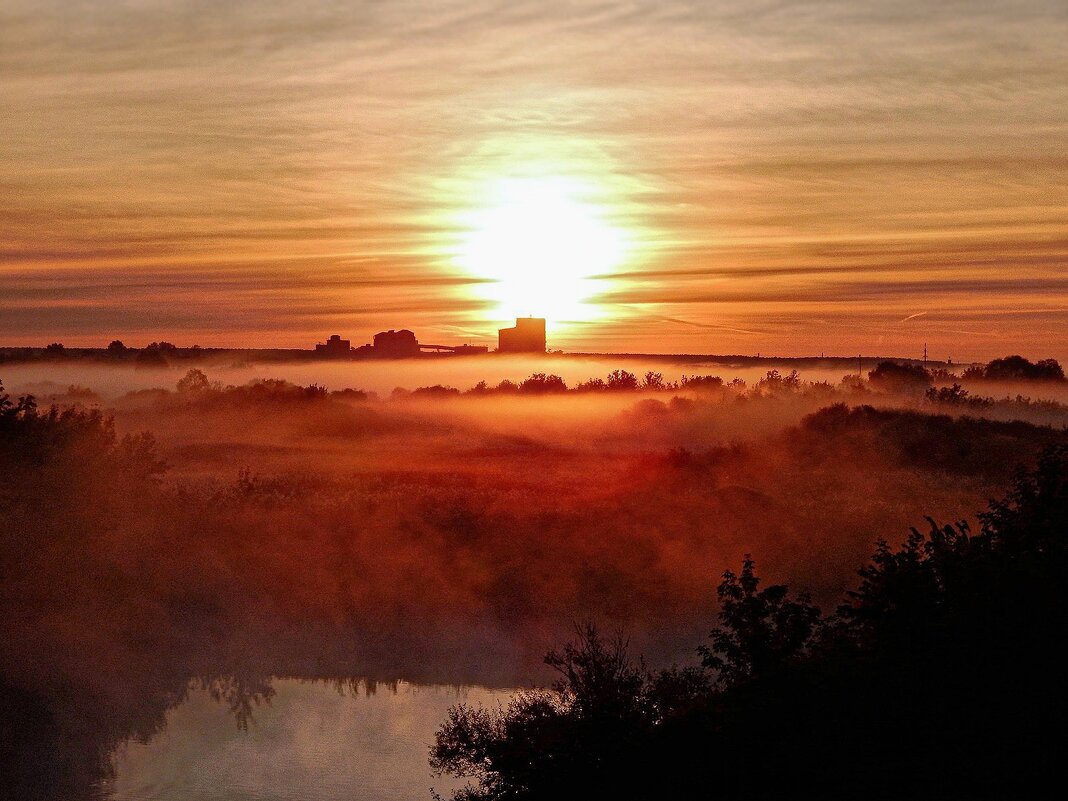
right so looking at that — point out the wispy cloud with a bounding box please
[1,1,1066,357]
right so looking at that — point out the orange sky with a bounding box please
[2,0,1066,360]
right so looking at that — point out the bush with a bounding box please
[980,355,1065,382]
[867,360,932,394]
[518,373,567,394]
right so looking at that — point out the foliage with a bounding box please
[867,360,932,393]
[605,369,639,391]
[432,446,1068,800]
[698,556,820,686]
[753,369,802,395]
[518,373,568,394]
[964,355,1065,382]
[176,368,211,393]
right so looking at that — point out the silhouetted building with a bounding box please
[373,329,420,358]
[498,318,546,353]
[452,344,489,355]
[315,334,351,358]
[420,342,490,355]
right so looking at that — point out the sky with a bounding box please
[2,0,1067,360]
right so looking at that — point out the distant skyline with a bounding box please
[2,1,1067,361]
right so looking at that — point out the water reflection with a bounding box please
[95,680,512,801]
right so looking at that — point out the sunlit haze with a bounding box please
[455,176,627,324]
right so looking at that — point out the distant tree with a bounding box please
[925,383,968,404]
[412,384,460,398]
[44,343,65,356]
[519,373,567,394]
[1035,358,1065,381]
[495,379,519,394]
[983,355,1065,382]
[681,374,725,392]
[605,370,639,391]
[928,367,958,383]
[642,371,666,391]
[467,380,491,395]
[867,361,932,394]
[330,387,371,401]
[924,383,995,409]
[176,369,210,394]
[106,340,127,353]
[574,377,607,392]
[754,369,802,395]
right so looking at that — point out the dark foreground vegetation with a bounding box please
[432,446,1067,801]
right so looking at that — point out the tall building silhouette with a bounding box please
[498,318,546,353]
[314,334,351,357]
[372,329,420,357]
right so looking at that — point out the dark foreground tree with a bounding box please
[432,445,1068,801]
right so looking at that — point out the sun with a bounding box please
[454,176,627,323]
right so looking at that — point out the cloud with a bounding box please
[0,0,1066,358]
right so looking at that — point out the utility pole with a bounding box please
[923,343,928,366]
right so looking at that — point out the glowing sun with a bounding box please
[455,176,627,323]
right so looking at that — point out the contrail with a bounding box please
[900,312,927,323]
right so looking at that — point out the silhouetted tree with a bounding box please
[754,369,802,395]
[518,373,567,394]
[698,556,820,686]
[432,626,656,801]
[574,377,607,392]
[605,370,639,391]
[412,384,461,398]
[867,360,932,394]
[176,368,210,393]
[982,355,1065,382]
[680,374,725,392]
[642,371,666,390]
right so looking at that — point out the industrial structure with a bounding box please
[315,329,489,359]
[498,317,546,353]
[314,334,351,357]
[372,329,421,358]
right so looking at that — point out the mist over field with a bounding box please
[3,355,1067,799]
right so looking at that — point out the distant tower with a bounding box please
[498,317,546,353]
